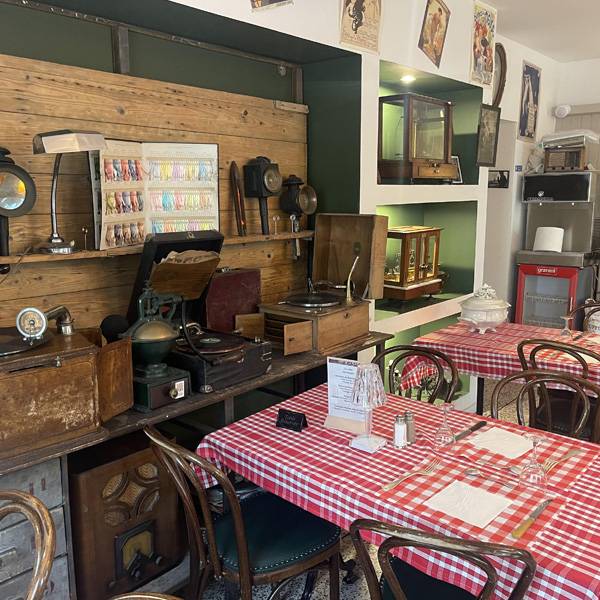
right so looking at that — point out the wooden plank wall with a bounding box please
[0,54,308,328]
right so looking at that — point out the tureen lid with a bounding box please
[460,284,510,310]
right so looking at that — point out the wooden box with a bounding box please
[0,332,133,459]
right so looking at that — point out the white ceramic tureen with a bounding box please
[458,284,510,334]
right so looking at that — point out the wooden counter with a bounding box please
[0,332,391,476]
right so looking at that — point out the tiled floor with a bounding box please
[202,536,379,599]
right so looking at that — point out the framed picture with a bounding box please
[451,155,462,184]
[519,61,542,142]
[418,0,450,68]
[476,104,501,167]
[340,0,382,53]
[470,1,497,86]
[250,0,292,9]
[488,170,509,188]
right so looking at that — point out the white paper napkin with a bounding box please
[423,480,512,528]
[468,427,532,459]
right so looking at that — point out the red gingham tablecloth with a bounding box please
[401,322,600,391]
[196,384,600,600]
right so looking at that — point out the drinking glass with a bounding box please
[433,403,455,452]
[559,315,574,339]
[519,434,547,493]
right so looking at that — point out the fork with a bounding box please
[542,449,584,474]
[379,459,440,494]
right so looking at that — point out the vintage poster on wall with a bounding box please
[518,61,542,142]
[470,1,497,86]
[93,140,219,250]
[418,0,450,68]
[250,0,293,10]
[340,0,382,53]
[476,104,501,166]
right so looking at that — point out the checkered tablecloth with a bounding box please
[196,384,600,600]
[401,322,600,391]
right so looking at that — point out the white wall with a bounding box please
[556,58,600,106]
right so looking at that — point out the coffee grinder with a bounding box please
[122,285,191,412]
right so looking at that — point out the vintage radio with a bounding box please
[544,146,587,172]
[260,214,387,355]
[69,432,185,600]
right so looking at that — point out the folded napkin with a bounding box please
[468,427,532,460]
[423,480,512,528]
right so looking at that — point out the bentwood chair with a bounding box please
[491,369,600,441]
[564,301,600,331]
[517,339,600,441]
[350,519,536,600]
[111,595,182,600]
[372,345,459,402]
[143,426,341,600]
[0,490,56,600]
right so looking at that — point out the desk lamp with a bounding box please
[32,130,106,254]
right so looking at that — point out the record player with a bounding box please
[128,231,272,399]
[260,214,388,355]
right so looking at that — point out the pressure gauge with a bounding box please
[16,307,47,342]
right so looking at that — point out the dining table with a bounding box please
[196,384,600,600]
[400,321,600,413]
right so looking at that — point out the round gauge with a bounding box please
[263,165,283,194]
[16,307,47,340]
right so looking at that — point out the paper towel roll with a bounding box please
[533,227,564,252]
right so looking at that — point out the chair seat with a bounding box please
[535,392,596,440]
[381,556,476,600]
[214,492,340,574]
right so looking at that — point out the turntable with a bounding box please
[260,214,388,355]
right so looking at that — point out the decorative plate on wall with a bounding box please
[492,43,507,107]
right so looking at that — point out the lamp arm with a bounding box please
[49,153,64,243]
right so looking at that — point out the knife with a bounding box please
[511,499,553,539]
[455,420,487,441]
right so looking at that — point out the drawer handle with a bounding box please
[344,313,351,319]
[0,547,18,569]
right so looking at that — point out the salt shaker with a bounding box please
[404,411,416,444]
[394,414,408,448]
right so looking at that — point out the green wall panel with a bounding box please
[129,32,294,101]
[0,4,112,70]
[303,55,362,214]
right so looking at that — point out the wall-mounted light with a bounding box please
[32,130,106,254]
[401,75,416,84]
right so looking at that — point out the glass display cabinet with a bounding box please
[378,93,458,183]
[383,226,443,300]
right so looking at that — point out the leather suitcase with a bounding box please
[201,268,261,333]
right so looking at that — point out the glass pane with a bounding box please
[411,99,446,161]
[0,172,26,210]
[407,237,417,283]
[427,234,437,277]
[384,237,402,283]
[522,275,570,328]
[381,100,405,161]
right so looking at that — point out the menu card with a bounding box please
[324,357,367,433]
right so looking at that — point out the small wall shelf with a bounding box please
[1,231,314,264]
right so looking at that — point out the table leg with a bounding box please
[374,340,386,377]
[293,371,307,395]
[224,397,235,424]
[476,377,485,415]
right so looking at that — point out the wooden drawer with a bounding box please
[0,460,63,528]
[0,506,66,583]
[315,302,369,354]
[412,163,457,179]
[264,314,313,356]
[0,554,69,600]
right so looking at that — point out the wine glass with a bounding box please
[559,315,574,339]
[433,403,455,452]
[518,434,547,493]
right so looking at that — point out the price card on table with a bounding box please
[325,357,367,433]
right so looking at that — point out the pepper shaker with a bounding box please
[404,411,416,444]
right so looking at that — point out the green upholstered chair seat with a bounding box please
[381,555,477,600]
[214,492,340,574]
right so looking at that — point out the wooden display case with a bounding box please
[260,213,388,355]
[378,92,458,182]
[383,226,443,301]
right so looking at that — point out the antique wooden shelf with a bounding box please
[1,231,315,264]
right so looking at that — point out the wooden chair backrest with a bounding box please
[143,425,253,600]
[350,519,536,600]
[110,594,182,600]
[0,490,56,600]
[490,369,600,440]
[567,301,600,330]
[372,345,458,402]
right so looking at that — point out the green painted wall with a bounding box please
[377,201,477,295]
[303,56,362,214]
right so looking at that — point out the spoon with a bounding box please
[464,467,515,489]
